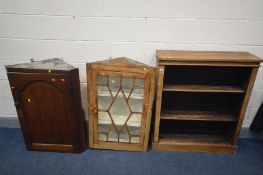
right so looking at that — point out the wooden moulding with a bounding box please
[152,142,237,154]
[93,142,143,152]
[163,84,245,93]
[157,50,262,63]
[153,66,165,143]
[232,68,259,145]
[157,50,262,67]
[158,61,261,67]
[87,63,95,147]
[29,143,76,153]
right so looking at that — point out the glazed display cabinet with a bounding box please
[153,50,262,153]
[6,58,86,153]
[87,57,156,151]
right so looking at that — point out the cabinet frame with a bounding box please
[87,58,156,151]
[6,59,86,153]
[153,50,262,154]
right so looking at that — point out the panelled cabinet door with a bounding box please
[18,77,74,145]
[87,57,156,152]
[8,73,82,152]
[6,58,85,153]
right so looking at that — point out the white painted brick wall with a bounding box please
[0,0,263,127]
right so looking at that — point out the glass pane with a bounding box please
[127,113,141,127]
[128,126,141,136]
[98,124,108,133]
[122,77,133,98]
[135,78,144,88]
[127,113,141,136]
[96,74,144,144]
[109,76,120,97]
[98,75,107,85]
[98,111,112,125]
[98,86,112,110]
[130,88,144,99]
[108,130,118,142]
[131,136,140,143]
[99,133,107,141]
[119,127,129,143]
[109,92,131,127]
[129,88,144,112]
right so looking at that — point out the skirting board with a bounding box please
[0,116,20,128]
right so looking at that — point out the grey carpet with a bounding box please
[0,128,263,175]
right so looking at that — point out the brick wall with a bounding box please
[0,0,263,127]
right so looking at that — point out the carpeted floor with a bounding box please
[0,128,263,175]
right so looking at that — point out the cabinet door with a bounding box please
[93,71,149,146]
[8,73,77,146]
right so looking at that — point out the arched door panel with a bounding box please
[19,81,75,145]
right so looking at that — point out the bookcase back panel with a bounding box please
[159,120,234,144]
[160,120,234,134]
[164,66,252,88]
[162,92,243,114]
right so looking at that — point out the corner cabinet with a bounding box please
[6,58,86,153]
[87,58,156,151]
[153,50,262,154]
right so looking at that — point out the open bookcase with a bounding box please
[153,50,262,153]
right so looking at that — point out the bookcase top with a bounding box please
[157,50,262,65]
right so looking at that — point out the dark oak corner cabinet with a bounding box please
[6,58,86,153]
[87,57,156,151]
[153,50,262,154]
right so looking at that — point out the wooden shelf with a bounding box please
[153,132,235,153]
[98,114,141,127]
[161,110,236,122]
[163,84,245,93]
[159,132,230,145]
[98,90,144,99]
